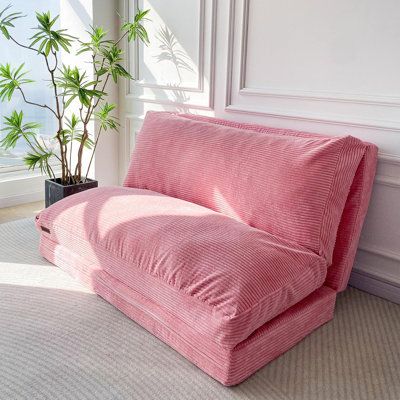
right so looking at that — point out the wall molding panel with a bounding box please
[237,1,400,107]
[239,87,400,108]
[375,175,400,189]
[125,0,216,110]
[225,0,400,136]
[224,104,400,134]
[358,244,400,264]
[128,0,205,92]
[375,153,400,188]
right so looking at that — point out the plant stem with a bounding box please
[114,31,128,47]
[47,164,56,180]
[10,36,38,53]
[93,74,110,110]
[53,154,75,183]
[84,125,102,181]
[17,87,58,118]
[75,68,110,181]
[74,125,88,180]
[51,50,58,72]
[44,52,67,183]
[69,135,73,182]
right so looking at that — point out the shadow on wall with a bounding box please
[67,0,91,25]
[155,25,195,84]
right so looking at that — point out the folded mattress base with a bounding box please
[40,234,336,386]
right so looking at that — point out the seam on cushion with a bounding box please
[336,149,368,291]
[317,138,348,261]
[227,255,327,321]
[45,219,325,321]
[178,113,338,140]
[233,287,336,351]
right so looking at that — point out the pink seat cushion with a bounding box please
[124,112,366,263]
[36,186,327,348]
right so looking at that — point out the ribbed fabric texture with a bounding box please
[38,231,336,386]
[148,112,378,290]
[124,112,366,264]
[36,186,327,349]
[34,112,378,386]
[326,144,378,290]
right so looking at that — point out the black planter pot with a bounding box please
[45,178,98,208]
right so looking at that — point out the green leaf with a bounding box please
[64,94,77,109]
[1,25,10,39]
[78,88,90,107]
[56,65,104,109]
[111,69,117,83]
[29,11,76,55]
[99,44,133,82]
[24,149,54,175]
[0,5,25,40]
[78,25,111,55]
[0,63,33,102]
[45,40,52,56]
[0,110,39,150]
[66,113,80,130]
[121,9,150,45]
[94,102,119,131]
[96,67,108,76]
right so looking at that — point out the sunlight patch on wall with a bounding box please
[138,0,200,88]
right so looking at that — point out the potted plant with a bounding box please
[0,5,150,207]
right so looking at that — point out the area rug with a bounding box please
[0,218,399,400]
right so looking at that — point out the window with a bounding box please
[0,0,60,174]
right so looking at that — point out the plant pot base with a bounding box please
[45,178,98,207]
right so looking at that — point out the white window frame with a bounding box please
[0,166,62,208]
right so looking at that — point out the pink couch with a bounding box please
[36,112,378,385]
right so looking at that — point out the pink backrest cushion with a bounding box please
[177,114,378,291]
[124,112,367,264]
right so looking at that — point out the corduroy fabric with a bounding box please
[325,144,378,291]
[38,232,336,386]
[166,112,378,291]
[123,112,366,264]
[36,186,327,349]
[35,112,378,385]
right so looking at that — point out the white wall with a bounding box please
[92,0,120,185]
[60,0,120,186]
[118,0,400,302]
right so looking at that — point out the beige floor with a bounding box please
[0,201,44,224]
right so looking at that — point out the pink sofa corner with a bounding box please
[36,111,378,385]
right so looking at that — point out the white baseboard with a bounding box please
[349,268,400,304]
[0,172,47,209]
[0,190,44,209]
